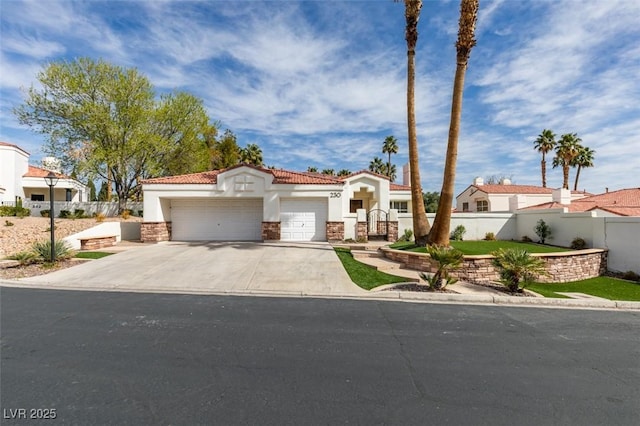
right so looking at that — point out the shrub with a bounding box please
[95,212,106,223]
[40,209,50,217]
[73,209,85,218]
[5,220,14,226]
[137,210,144,217]
[0,206,30,217]
[484,232,496,241]
[491,248,548,292]
[622,271,640,282]
[31,239,75,263]
[534,219,552,244]
[521,235,533,242]
[121,209,131,220]
[450,225,466,241]
[7,251,39,266]
[59,210,72,218]
[570,237,587,250]
[419,245,464,291]
[398,228,414,242]
[15,207,30,218]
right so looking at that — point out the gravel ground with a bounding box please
[0,216,141,280]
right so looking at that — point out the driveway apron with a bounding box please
[18,242,365,296]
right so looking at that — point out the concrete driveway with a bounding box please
[18,241,366,296]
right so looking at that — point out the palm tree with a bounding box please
[369,157,385,175]
[337,169,351,177]
[571,146,595,191]
[553,133,582,189]
[307,166,318,173]
[491,249,548,293]
[419,245,464,290]
[533,129,556,188]
[321,168,335,176]
[428,0,479,247]
[382,136,398,180]
[382,163,397,182]
[401,0,431,245]
[240,143,263,166]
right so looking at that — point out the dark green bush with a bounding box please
[31,239,75,262]
[40,209,50,217]
[0,206,30,217]
[450,225,466,241]
[73,209,85,218]
[484,232,496,241]
[59,210,72,218]
[570,237,587,250]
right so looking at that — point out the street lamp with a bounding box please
[44,171,59,262]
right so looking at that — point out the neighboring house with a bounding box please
[141,164,412,242]
[456,177,589,213]
[522,188,640,217]
[0,141,89,204]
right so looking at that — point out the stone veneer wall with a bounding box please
[356,222,368,241]
[381,247,608,284]
[141,222,172,242]
[261,222,281,240]
[326,222,344,241]
[387,222,398,243]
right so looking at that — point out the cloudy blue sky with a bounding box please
[1,0,639,196]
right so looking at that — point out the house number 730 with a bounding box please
[330,192,341,198]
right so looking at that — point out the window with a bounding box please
[390,201,408,213]
[31,194,45,201]
[476,200,488,212]
[462,202,469,212]
[350,199,363,213]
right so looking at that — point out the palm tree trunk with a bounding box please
[541,156,546,188]
[429,60,466,246]
[563,164,570,189]
[407,49,431,244]
[387,152,392,179]
[573,165,582,191]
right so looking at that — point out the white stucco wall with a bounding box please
[0,144,28,202]
[604,217,640,274]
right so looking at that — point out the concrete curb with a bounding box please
[2,280,639,311]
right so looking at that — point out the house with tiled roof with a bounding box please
[455,177,589,213]
[0,142,89,204]
[141,164,412,242]
[521,188,640,217]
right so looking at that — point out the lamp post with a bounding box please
[44,171,59,262]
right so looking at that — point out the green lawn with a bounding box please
[390,240,570,255]
[527,277,640,301]
[334,247,408,290]
[75,251,114,259]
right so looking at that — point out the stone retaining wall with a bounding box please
[261,222,281,240]
[380,247,608,284]
[326,222,345,241]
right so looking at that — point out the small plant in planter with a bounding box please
[534,219,552,244]
[491,248,548,293]
[570,237,587,250]
[419,245,464,291]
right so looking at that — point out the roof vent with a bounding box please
[473,176,484,186]
[500,178,511,185]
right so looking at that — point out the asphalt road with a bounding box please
[1,288,639,425]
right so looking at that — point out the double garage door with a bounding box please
[171,198,327,242]
[171,199,263,241]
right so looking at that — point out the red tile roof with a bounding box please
[142,165,345,185]
[521,188,640,216]
[472,184,554,195]
[390,183,411,191]
[340,170,391,181]
[23,165,69,179]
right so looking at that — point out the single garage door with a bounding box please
[280,199,327,241]
[171,199,263,241]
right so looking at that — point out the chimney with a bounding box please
[552,188,571,205]
[606,187,609,193]
[473,176,484,186]
[42,157,62,173]
[402,163,410,186]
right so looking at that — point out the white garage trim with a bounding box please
[171,198,263,241]
[280,198,327,241]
